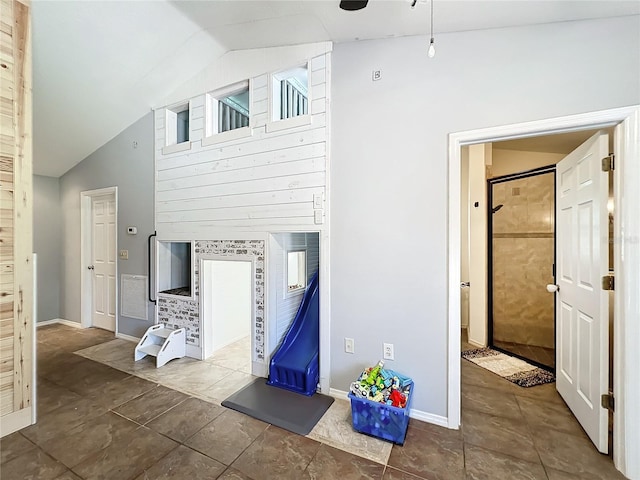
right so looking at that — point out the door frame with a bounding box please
[199,255,255,368]
[448,105,640,478]
[80,187,119,333]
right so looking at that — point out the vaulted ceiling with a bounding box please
[32,1,640,177]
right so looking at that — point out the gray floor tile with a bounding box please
[0,431,36,464]
[232,425,321,480]
[133,445,226,479]
[464,444,547,480]
[302,444,385,479]
[186,409,268,465]
[146,396,225,443]
[113,385,188,425]
[388,424,465,480]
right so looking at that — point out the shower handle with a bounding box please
[546,284,559,293]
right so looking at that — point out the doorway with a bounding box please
[200,257,254,375]
[488,166,556,370]
[448,106,640,478]
[80,187,118,332]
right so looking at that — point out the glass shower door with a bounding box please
[489,167,556,370]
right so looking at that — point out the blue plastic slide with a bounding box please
[268,272,319,396]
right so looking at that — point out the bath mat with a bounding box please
[221,377,334,435]
[462,347,555,387]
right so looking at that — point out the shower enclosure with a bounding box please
[488,166,556,370]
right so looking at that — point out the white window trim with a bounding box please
[202,80,253,147]
[285,249,307,298]
[162,101,192,155]
[266,61,312,133]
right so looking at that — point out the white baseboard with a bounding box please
[186,344,201,360]
[36,318,82,329]
[115,333,140,343]
[329,388,451,429]
[409,409,450,428]
[329,388,349,400]
[0,407,33,437]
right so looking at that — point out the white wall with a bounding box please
[330,15,640,419]
[207,260,252,351]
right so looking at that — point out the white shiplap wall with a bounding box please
[154,53,330,237]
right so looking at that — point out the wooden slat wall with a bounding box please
[155,54,329,236]
[0,0,32,421]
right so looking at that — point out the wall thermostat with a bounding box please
[127,226,138,235]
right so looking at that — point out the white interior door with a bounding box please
[91,194,116,331]
[555,130,609,453]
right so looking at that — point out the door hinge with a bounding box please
[602,154,615,172]
[601,392,615,412]
[602,275,615,291]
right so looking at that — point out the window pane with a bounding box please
[218,86,250,133]
[176,109,189,143]
[287,251,306,291]
[274,65,308,121]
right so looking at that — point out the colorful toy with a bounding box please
[364,360,384,386]
[389,389,407,408]
[349,361,411,408]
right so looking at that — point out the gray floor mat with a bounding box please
[221,377,334,435]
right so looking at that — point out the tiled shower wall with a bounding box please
[157,240,265,361]
[492,172,555,349]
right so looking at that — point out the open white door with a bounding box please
[91,194,116,331]
[555,130,609,453]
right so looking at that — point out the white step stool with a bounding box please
[134,324,186,368]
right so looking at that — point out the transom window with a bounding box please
[206,81,250,138]
[165,104,190,146]
[272,65,308,122]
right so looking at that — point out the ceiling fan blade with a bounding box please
[339,0,369,11]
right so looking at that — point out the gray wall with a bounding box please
[330,16,640,417]
[33,175,61,322]
[59,112,155,338]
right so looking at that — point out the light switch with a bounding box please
[313,194,323,209]
[119,250,129,260]
[314,210,324,225]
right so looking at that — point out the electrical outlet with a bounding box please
[345,338,355,354]
[383,343,394,360]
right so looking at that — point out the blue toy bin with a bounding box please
[348,381,413,445]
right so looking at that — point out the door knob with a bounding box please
[546,284,559,293]
[88,265,95,270]
[460,282,470,288]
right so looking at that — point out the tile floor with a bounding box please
[0,324,626,480]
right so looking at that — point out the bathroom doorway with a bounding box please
[488,166,556,370]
